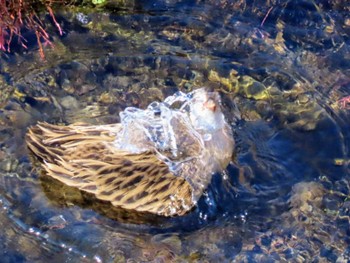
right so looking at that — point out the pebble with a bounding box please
[60,96,79,110]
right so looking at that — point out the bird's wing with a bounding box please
[26,122,194,216]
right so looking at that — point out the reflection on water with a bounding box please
[0,0,350,261]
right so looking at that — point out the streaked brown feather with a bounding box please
[26,122,194,216]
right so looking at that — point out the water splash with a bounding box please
[115,89,196,158]
[115,88,232,172]
[114,88,234,201]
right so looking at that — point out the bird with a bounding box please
[26,88,234,216]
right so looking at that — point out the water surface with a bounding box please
[0,1,350,262]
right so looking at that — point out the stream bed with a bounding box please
[0,1,350,262]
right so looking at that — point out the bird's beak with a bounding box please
[204,99,217,112]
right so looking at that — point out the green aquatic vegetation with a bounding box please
[91,0,105,5]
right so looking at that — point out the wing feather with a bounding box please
[26,122,194,216]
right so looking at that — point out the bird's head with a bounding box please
[187,88,227,133]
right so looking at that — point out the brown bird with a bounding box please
[26,88,234,216]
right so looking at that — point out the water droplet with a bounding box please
[76,13,90,25]
[93,255,103,263]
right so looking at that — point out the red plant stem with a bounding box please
[0,28,5,51]
[338,96,350,109]
[261,6,273,27]
[47,6,63,35]
[0,0,65,58]
[35,30,45,59]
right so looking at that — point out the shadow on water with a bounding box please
[0,0,350,262]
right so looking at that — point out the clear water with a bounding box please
[0,0,349,262]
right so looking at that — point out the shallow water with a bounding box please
[0,0,350,262]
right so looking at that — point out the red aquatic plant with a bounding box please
[0,0,63,58]
[337,96,350,109]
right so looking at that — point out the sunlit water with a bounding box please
[0,1,350,262]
